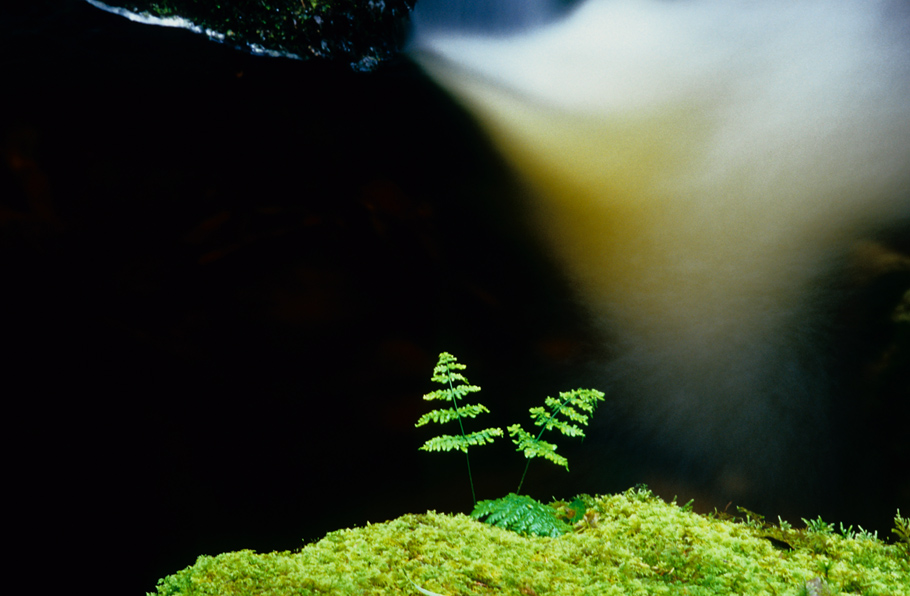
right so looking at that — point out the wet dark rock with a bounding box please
[84,0,416,69]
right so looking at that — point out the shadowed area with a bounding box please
[2,2,594,592]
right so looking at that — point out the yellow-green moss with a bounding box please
[149,489,909,596]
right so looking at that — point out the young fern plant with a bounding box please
[415,352,503,504]
[508,388,605,494]
[472,388,605,537]
[416,352,606,537]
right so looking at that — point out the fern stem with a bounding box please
[516,460,531,495]
[464,450,477,505]
[516,394,573,494]
[448,371,477,505]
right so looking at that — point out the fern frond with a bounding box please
[511,389,605,461]
[541,395,591,423]
[511,388,605,493]
[530,390,605,439]
[471,493,571,538]
[427,352,479,391]
[419,428,504,453]
[507,424,568,469]
[415,352,502,504]
[422,384,481,403]
[415,403,490,427]
[528,406,586,437]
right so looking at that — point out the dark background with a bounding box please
[2,1,599,593]
[2,2,907,594]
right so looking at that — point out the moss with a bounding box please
[149,489,909,595]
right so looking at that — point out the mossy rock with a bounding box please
[149,489,909,595]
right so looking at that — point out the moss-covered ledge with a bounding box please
[149,490,909,596]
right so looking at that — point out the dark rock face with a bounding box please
[84,0,416,68]
[2,2,589,593]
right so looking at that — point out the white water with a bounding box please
[411,0,910,511]
[409,0,570,36]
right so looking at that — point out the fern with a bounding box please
[415,352,606,537]
[415,352,503,503]
[418,428,503,453]
[471,493,571,538]
[509,388,605,493]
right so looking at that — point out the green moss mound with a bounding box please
[149,489,909,596]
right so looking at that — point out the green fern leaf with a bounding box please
[427,352,480,392]
[415,352,502,504]
[422,384,482,403]
[528,406,586,437]
[529,390,604,439]
[471,493,571,538]
[419,428,504,453]
[507,424,568,469]
[511,388,605,492]
[415,403,491,427]
[510,389,605,465]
